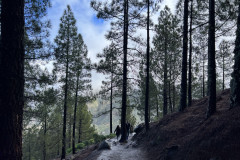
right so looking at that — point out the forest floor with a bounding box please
[135,89,240,160]
[73,89,240,160]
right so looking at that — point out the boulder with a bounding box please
[134,124,144,134]
[98,140,111,150]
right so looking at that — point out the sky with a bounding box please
[46,0,178,92]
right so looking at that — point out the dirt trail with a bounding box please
[85,134,147,160]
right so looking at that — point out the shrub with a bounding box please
[76,143,85,150]
[93,133,106,143]
[89,138,95,145]
[66,148,72,154]
[83,140,90,146]
[106,133,116,139]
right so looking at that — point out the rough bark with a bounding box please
[43,113,47,160]
[68,114,72,148]
[110,52,113,134]
[203,60,205,97]
[110,73,113,133]
[179,0,189,112]
[173,84,176,111]
[156,95,159,117]
[163,26,168,116]
[207,0,216,118]
[120,0,128,142]
[222,53,225,91]
[28,130,31,160]
[145,0,150,131]
[0,0,25,159]
[72,69,80,154]
[61,28,70,159]
[78,119,82,143]
[169,81,172,113]
[188,0,193,107]
[230,1,240,108]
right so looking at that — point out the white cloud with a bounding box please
[47,0,111,91]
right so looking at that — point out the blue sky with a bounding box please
[46,0,177,92]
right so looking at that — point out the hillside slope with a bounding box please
[136,89,240,160]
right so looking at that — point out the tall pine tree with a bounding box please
[207,0,216,118]
[54,5,78,159]
[230,1,240,109]
[179,0,189,112]
[71,34,92,154]
[0,0,25,159]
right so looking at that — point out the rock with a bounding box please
[132,142,138,148]
[150,140,158,146]
[112,141,117,146]
[164,145,179,160]
[134,124,144,134]
[98,140,111,150]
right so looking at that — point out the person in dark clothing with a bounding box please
[114,125,121,140]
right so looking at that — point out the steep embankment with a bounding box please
[136,89,240,160]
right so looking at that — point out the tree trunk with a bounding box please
[172,84,176,111]
[57,125,60,156]
[68,114,72,149]
[78,119,82,143]
[230,1,240,108]
[179,0,189,112]
[61,26,70,159]
[156,95,159,118]
[120,0,128,142]
[43,112,47,160]
[144,0,150,131]
[188,0,193,107]
[169,81,172,113]
[72,69,80,154]
[110,57,113,134]
[203,60,205,97]
[207,0,216,118]
[0,0,25,159]
[28,130,31,160]
[222,54,225,91]
[163,27,168,116]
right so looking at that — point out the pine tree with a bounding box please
[188,0,193,106]
[119,0,129,142]
[96,42,122,134]
[71,34,92,154]
[126,100,136,128]
[54,5,78,159]
[24,0,52,60]
[230,1,240,109]
[217,40,233,91]
[38,88,57,160]
[152,6,181,116]
[179,0,189,112]
[137,60,159,121]
[91,0,146,141]
[145,0,150,131]
[77,101,95,143]
[207,0,216,118]
[0,0,25,159]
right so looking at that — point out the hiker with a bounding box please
[114,125,121,140]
